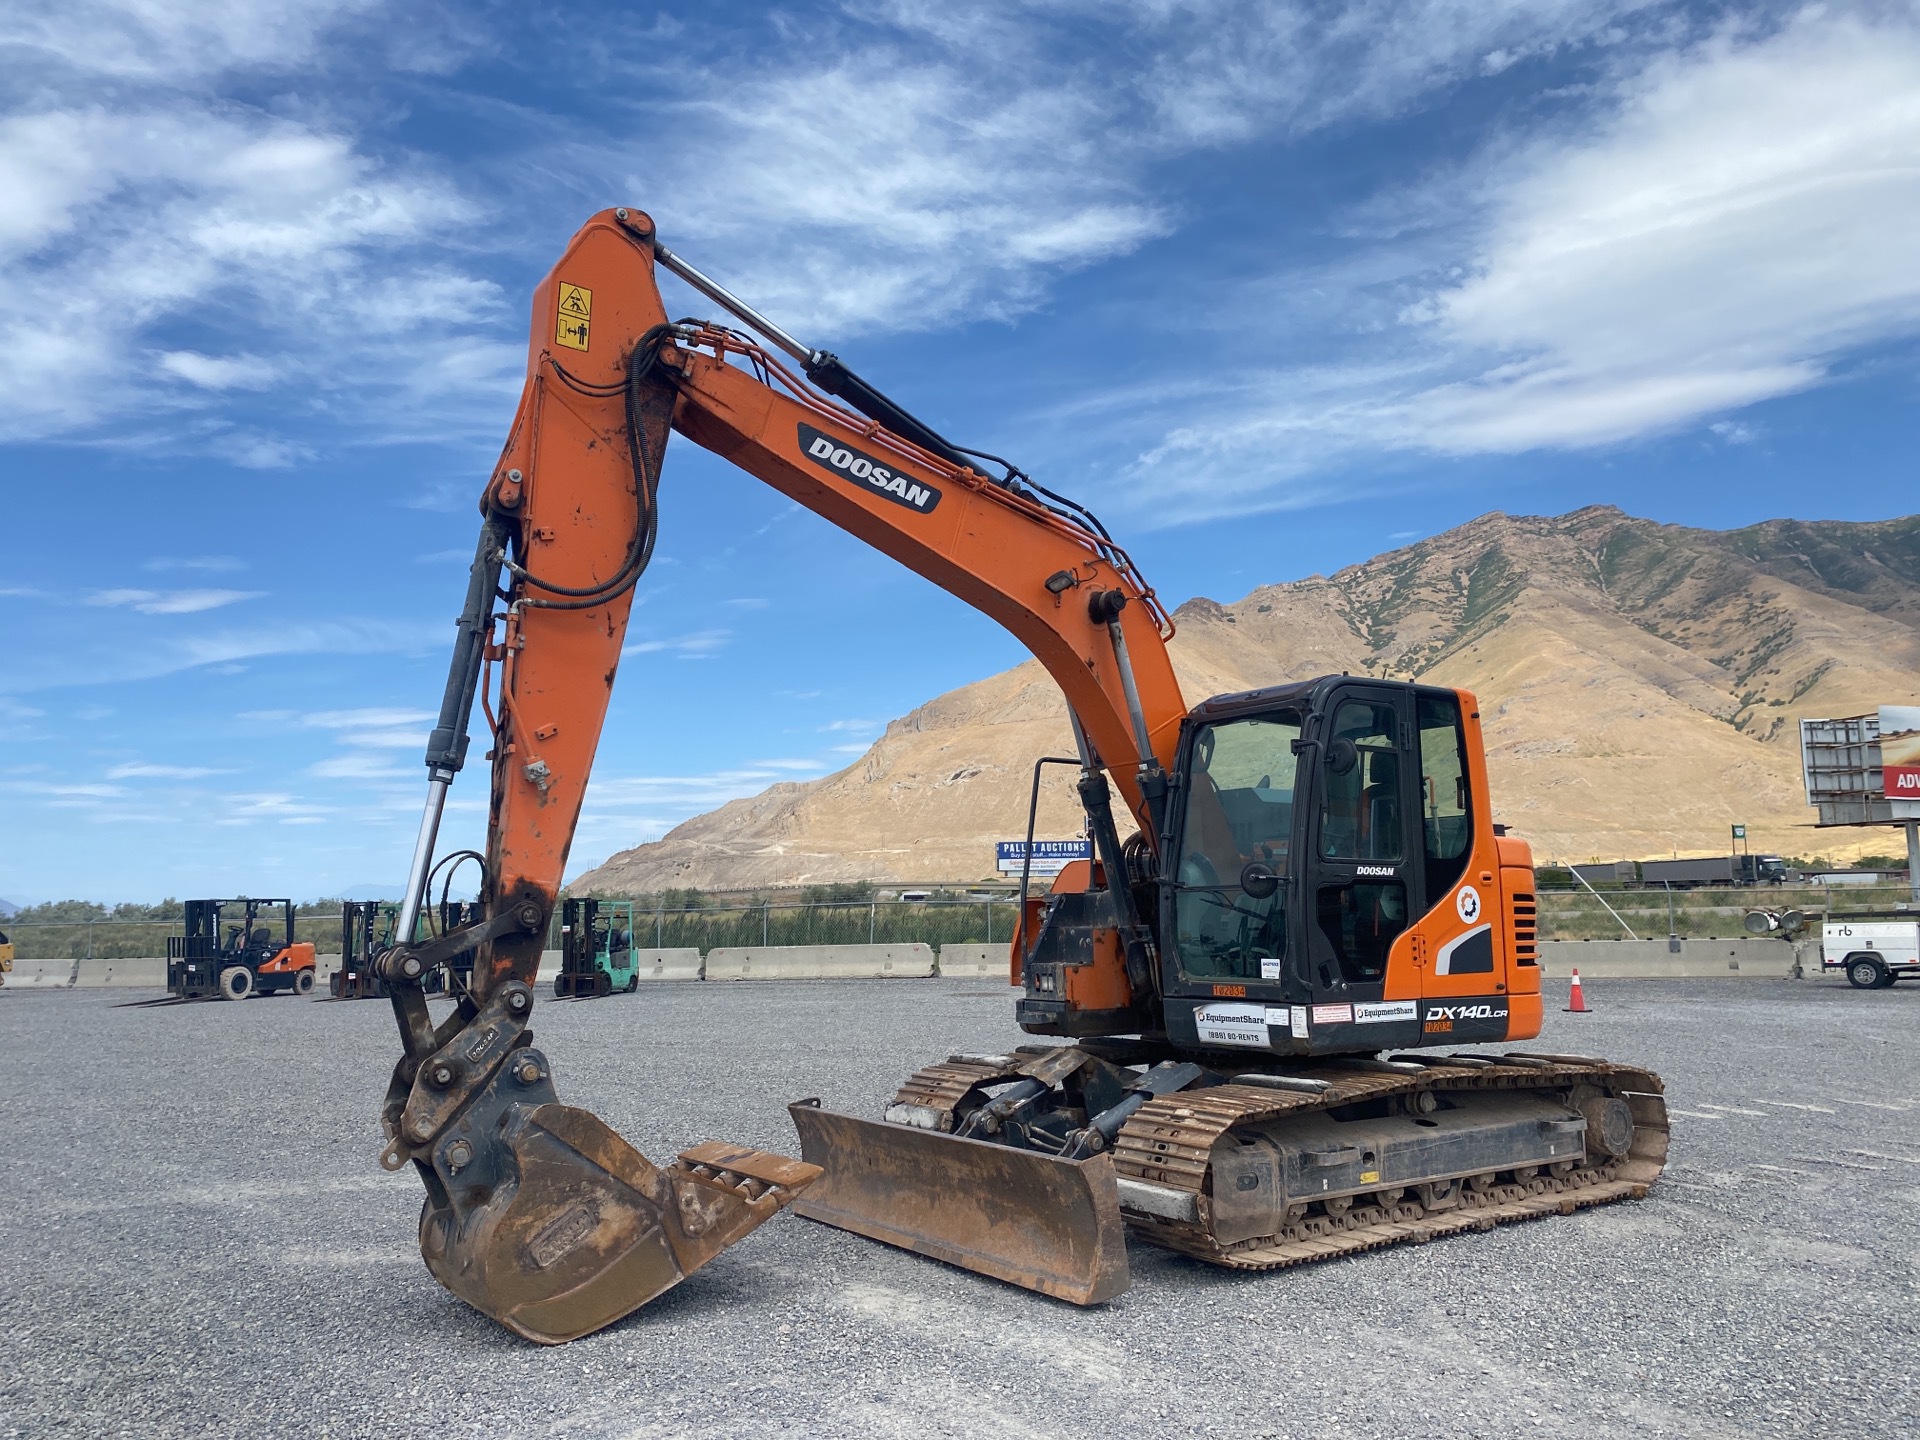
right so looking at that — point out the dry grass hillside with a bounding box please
[574,506,1920,893]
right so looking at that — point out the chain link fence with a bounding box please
[0,906,350,960]
[0,896,1024,959]
[8,885,1902,959]
[1535,884,1911,941]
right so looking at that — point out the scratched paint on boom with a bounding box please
[797,424,942,514]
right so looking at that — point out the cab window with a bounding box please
[1318,699,1402,862]
[1416,693,1472,899]
[1171,713,1299,979]
[1316,880,1407,983]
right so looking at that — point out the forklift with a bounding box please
[334,899,482,998]
[164,899,315,1001]
[555,898,639,997]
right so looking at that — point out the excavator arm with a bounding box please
[375,208,1186,1341]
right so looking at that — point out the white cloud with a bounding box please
[621,629,733,659]
[0,90,514,456]
[2,780,127,798]
[0,0,378,81]
[213,791,333,822]
[309,754,409,780]
[1125,7,1920,509]
[633,53,1163,336]
[154,351,280,390]
[1131,0,1665,145]
[601,0,1672,347]
[1405,9,1920,452]
[143,555,246,573]
[340,729,427,750]
[298,708,435,730]
[204,431,316,469]
[84,588,263,615]
[580,768,816,813]
[106,762,229,779]
[8,619,445,695]
[169,621,440,671]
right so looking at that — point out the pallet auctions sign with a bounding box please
[1883,705,1920,798]
[996,839,1092,877]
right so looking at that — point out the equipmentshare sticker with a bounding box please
[1352,1000,1418,1025]
[1194,1002,1290,1046]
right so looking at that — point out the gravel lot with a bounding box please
[2,975,1915,1440]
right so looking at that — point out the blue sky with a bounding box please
[4,1,1918,903]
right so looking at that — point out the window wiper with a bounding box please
[1188,889,1279,924]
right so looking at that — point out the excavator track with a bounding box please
[874,1047,1668,1277]
[1111,1053,1667,1268]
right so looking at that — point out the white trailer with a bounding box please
[1821,919,1920,989]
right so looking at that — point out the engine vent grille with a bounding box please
[1510,892,1538,965]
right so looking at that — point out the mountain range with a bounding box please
[575,505,1920,894]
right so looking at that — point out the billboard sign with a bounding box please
[1801,708,1920,824]
[1881,705,1920,799]
[996,839,1092,877]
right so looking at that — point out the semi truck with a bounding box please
[1640,855,1789,888]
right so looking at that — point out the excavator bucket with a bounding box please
[787,1100,1130,1304]
[412,1053,819,1344]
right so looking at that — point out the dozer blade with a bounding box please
[414,1054,819,1344]
[787,1100,1130,1305]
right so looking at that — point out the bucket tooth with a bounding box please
[787,1100,1130,1305]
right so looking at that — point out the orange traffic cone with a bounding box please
[1565,969,1590,1014]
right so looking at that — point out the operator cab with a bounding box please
[1015,675,1530,1055]
[1156,675,1503,1055]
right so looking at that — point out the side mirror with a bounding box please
[1240,862,1280,899]
[1327,738,1358,775]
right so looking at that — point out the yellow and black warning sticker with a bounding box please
[555,282,592,351]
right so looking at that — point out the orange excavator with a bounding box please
[375,208,1668,1344]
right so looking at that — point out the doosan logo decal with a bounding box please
[797,424,941,514]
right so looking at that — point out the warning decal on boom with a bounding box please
[555,283,592,351]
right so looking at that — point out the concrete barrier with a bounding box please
[1538,938,1801,979]
[72,957,167,988]
[705,943,936,981]
[537,950,561,982]
[628,948,703,981]
[937,944,1012,979]
[4,960,78,989]
[313,952,343,987]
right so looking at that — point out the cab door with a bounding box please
[1298,685,1425,1047]
[1407,688,1512,1043]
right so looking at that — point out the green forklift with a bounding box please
[555,898,639,998]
